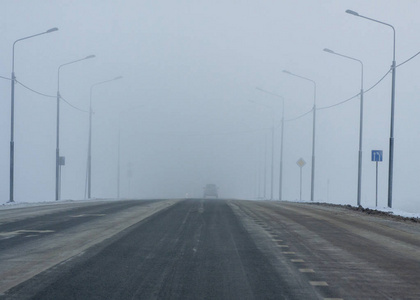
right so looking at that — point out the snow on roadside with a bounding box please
[268,198,420,221]
[0,198,119,210]
[366,206,420,220]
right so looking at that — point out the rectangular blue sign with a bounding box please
[371,150,383,162]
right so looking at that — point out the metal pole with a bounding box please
[271,126,274,200]
[9,71,15,203]
[279,103,284,201]
[264,133,267,199]
[56,89,60,200]
[258,153,261,198]
[300,166,302,201]
[345,9,396,208]
[357,87,364,206]
[311,104,316,202]
[323,49,364,207]
[327,179,330,202]
[87,76,122,199]
[376,161,379,207]
[56,55,94,201]
[9,28,58,203]
[59,163,62,199]
[117,118,121,199]
[388,60,396,208]
[283,70,316,202]
[253,88,285,201]
[88,91,93,199]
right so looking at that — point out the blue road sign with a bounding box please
[371,150,383,162]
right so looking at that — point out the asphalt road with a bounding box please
[1,199,420,299]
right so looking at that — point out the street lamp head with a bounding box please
[114,76,123,80]
[323,48,335,54]
[345,9,359,16]
[282,70,292,75]
[85,55,96,59]
[46,27,59,33]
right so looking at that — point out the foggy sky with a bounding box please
[1,1,420,213]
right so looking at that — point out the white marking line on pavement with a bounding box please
[271,239,283,242]
[291,259,305,263]
[278,245,289,248]
[310,281,329,286]
[282,252,296,254]
[71,214,106,218]
[0,230,55,237]
[299,269,315,273]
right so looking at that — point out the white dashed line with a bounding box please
[0,230,54,237]
[71,214,106,218]
[291,259,305,263]
[310,281,328,286]
[299,268,315,273]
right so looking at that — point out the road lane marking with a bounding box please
[310,281,328,286]
[278,245,289,248]
[291,259,305,262]
[71,214,106,218]
[282,251,296,254]
[299,268,315,273]
[0,230,54,237]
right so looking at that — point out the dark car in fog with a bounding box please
[203,184,218,198]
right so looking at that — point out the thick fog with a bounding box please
[1,1,420,212]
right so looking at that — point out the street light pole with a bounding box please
[255,88,285,201]
[248,98,275,200]
[56,55,95,201]
[323,48,364,207]
[87,76,123,199]
[270,125,274,200]
[283,70,316,201]
[346,9,396,208]
[117,116,122,199]
[9,27,58,203]
[279,98,285,201]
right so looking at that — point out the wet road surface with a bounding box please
[1,199,420,299]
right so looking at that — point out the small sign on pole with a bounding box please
[296,158,306,201]
[371,150,383,207]
[371,150,383,162]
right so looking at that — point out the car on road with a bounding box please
[203,184,218,198]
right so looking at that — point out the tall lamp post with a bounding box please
[87,76,123,199]
[283,70,316,201]
[346,9,396,208]
[255,88,285,201]
[117,105,144,199]
[324,48,364,207]
[56,55,95,200]
[279,97,285,201]
[9,27,58,203]
[249,99,275,200]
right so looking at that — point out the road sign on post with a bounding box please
[371,150,383,162]
[296,158,306,168]
[371,150,383,207]
[296,158,306,201]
